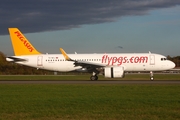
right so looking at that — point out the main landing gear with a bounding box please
[150,71,154,81]
[90,75,98,80]
[90,72,99,80]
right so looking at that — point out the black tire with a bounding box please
[90,75,98,81]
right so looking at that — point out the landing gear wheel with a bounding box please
[90,75,98,81]
[150,77,154,81]
[150,71,154,81]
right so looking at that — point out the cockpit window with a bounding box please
[161,58,167,61]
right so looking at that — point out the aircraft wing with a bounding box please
[60,48,106,69]
[73,60,106,68]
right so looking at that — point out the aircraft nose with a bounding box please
[170,61,175,69]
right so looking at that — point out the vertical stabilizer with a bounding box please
[8,28,41,56]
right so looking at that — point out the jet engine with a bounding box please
[104,66,125,78]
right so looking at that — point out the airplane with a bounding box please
[6,28,175,80]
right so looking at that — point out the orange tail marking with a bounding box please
[8,28,41,56]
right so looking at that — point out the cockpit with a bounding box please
[161,58,167,61]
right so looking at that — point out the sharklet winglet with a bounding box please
[60,48,72,61]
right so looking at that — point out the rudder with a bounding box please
[8,28,41,56]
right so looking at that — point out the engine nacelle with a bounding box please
[104,66,125,78]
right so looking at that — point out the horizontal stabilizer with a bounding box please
[6,56,27,62]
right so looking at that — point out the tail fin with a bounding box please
[8,28,41,56]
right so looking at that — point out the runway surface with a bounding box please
[0,80,180,84]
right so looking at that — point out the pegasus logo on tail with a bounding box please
[8,28,41,56]
[14,31,34,52]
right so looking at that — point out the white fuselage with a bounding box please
[6,53,175,72]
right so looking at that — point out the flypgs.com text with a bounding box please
[102,55,148,65]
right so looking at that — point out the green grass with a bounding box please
[0,84,180,120]
[0,73,180,80]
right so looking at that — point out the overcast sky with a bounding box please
[0,0,180,56]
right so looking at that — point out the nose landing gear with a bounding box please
[150,71,154,81]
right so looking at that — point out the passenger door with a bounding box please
[37,56,43,66]
[150,55,155,65]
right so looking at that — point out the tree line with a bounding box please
[0,51,179,75]
[167,55,180,68]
